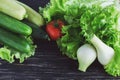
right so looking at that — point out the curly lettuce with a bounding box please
[40,0,68,22]
[0,37,36,63]
[41,0,120,76]
[57,25,85,59]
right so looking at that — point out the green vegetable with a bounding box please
[57,25,85,59]
[79,0,120,76]
[0,37,36,63]
[0,0,37,63]
[0,0,27,20]
[39,0,67,22]
[0,12,32,36]
[105,45,120,76]
[0,28,31,53]
[23,20,49,40]
[16,0,44,26]
[41,0,120,76]
[0,47,13,63]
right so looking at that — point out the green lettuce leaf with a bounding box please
[0,37,36,63]
[40,0,68,22]
[79,0,120,76]
[105,45,120,76]
[42,0,120,76]
[57,25,85,59]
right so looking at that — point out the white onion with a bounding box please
[77,44,96,72]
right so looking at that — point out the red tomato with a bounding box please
[46,20,64,40]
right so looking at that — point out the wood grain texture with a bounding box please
[0,0,120,80]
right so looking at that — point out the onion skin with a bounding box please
[77,44,96,72]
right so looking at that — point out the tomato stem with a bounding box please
[54,21,59,28]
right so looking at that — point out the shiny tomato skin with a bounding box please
[46,20,64,40]
[46,25,62,40]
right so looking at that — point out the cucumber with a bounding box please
[0,28,31,53]
[0,12,32,36]
[0,0,26,20]
[23,20,49,40]
[16,1,44,26]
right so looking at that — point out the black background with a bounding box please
[0,0,120,80]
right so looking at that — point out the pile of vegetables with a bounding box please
[0,0,47,63]
[40,0,120,76]
[1,0,120,77]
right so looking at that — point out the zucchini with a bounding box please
[16,1,44,26]
[0,0,27,20]
[0,12,32,36]
[0,28,31,53]
[23,20,49,40]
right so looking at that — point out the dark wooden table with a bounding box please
[0,0,120,80]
